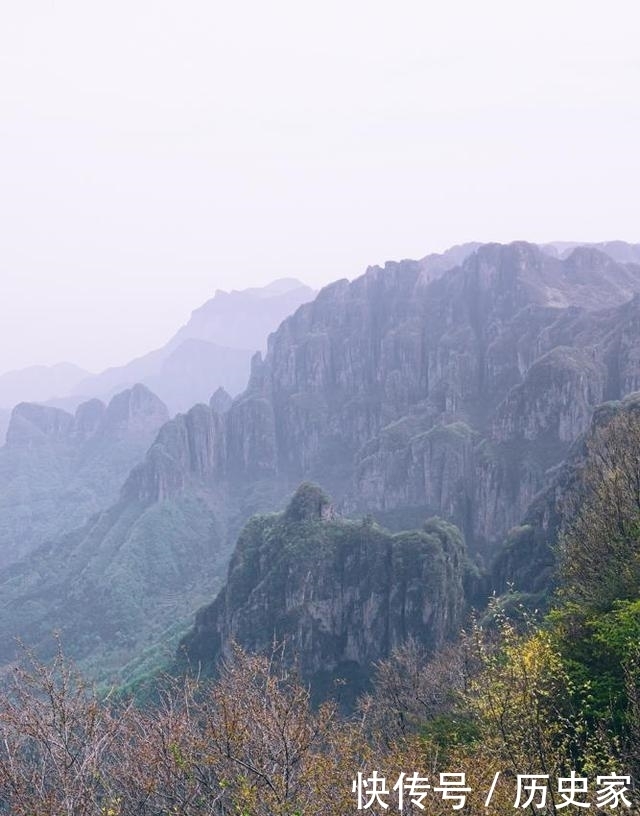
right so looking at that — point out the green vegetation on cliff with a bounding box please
[180,483,470,703]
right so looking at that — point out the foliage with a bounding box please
[559,407,640,608]
[3,406,640,813]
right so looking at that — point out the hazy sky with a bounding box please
[1,1,639,374]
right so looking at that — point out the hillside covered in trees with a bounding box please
[1,400,640,814]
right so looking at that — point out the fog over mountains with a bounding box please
[0,364,90,441]
[67,278,316,414]
[1,239,640,691]
[0,278,315,442]
[0,385,169,569]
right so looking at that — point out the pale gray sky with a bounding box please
[1,0,639,374]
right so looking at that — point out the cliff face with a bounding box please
[0,388,280,677]
[491,392,640,602]
[123,242,640,558]
[181,484,468,700]
[5,383,168,447]
[179,242,638,552]
[3,241,640,682]
[0,384,169,566]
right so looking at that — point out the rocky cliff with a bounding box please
[0,384,169,566]
[3,241,640,683]
[136,242,640,553]
[181,483,468,702]
[491,391,640,602]
[93,242,640,678]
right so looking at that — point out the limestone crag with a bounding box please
[0,384,169,566]
[182,484,468,699]
[491,393,640,599]
[209,387,233,414]
[4,241,640,681]
[126,242,640,556]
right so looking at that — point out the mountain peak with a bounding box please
[210,386,232,414]
[564,245,614,270]
[284,482,334,522]
[73,398,106,435]
[471,239,542,266]
[6,402,75,447]
[4,386,170,448]
[222,278,311,299]
[102,384,169,432]
[171,279,316,358]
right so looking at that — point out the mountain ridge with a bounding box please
[2,240,640,683]
[0,280,317,439]
[70,279,316,412]
[0,384,169,568]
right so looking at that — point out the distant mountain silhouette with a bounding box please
[68,278,316,413]
[0,362,89,412]
[0,279,316,439]
[0,384,169,568]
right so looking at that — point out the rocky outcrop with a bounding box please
[5,384,169,448]
[73,399,107,436]
[210,387,232,414]
[5,403,75,447]
[0,385,169,567]
[543,240,640,267]
[5,240,640,683]
[100,383,168,434]
[490,392,640,601]
[491,347,606,445]
[181,484,468,701]
[124,242,640,556]
[354,418,476,520]
[123,403,225,502]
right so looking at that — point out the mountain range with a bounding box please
[0,279,316,442]
[0,385,169,569]
[0,364,90,442]
[1,240,640,693]
[67,278,316,413]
